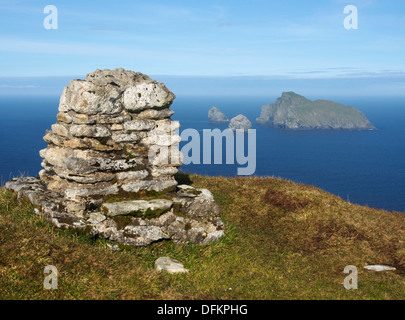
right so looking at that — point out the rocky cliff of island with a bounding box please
[256,92,375,130]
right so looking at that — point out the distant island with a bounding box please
[229,114,252,131]
[208,106,229,124]
[256,92,375,130]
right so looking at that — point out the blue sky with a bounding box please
[0,0,405,95]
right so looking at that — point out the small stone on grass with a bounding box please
[364,265,396,272]
[155,257,189,274]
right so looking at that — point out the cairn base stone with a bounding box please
[5,69,224,246]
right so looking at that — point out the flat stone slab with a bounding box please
[203,230,225,244]
[101,199,173,217]
[155,257,189,274]
[364,265,396,272]
[125,225,169,242]
[87,212,106,224]
[5,177,45,193]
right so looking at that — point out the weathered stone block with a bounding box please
[123,82,175,112]
[101,199,173,218]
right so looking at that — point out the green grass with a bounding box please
[0,174,404,299]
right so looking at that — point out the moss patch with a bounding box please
[123,207,170,220]
[104,189,174,203]
[183,188,201,196]
[112,215,134,230]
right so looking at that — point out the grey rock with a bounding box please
[123,119,155,131]
[97,114,132,124]
[116,170,149,181]
[124,225,169,242]
[51,123,69,137]
[121,179,177,193]
[70,113,97,125]
[155,257,189,274]
[123,82,175,112]
[63,157,98,175]
[203,230,225,244]
[87,212,107,224]
[70,125,111,138]
[56,112,73,124]
[50,150,144,174]
[106,243,120,251]
[153,211,177,227]
[229,114,252,131]
[59,80,122,115]
[111,132,141,143]
[54,169,115,184]
[86,68,152,88]
[364,265,396,272]
[173,188,221,220]
[208,106,229,124]
[43,131,66,146]
[65,184,119,198]
[187,227,205,243]
[138,109,174,120]
[96,158,145,172]
[101,199,173,217]
[5,177,45,193]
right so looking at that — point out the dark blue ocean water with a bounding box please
[0,95,404,212]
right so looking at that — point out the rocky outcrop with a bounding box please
[256,91,375,130]
[5,68,224,247]
[208,107,229,124]
[229,114,252,131]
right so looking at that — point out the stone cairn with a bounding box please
[6,69,224,246]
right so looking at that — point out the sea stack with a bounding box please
[6,68,224,247]
[208,106,229,124]
[229,114,252,131]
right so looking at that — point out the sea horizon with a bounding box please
[1,93,404,213]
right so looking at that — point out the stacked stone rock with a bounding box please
[6,69,224,247]
[40,68,181,216]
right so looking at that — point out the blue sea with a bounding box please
[0,94,404,212]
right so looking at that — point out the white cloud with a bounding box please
[0,84,36,88]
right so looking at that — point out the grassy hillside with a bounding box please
[0,174,404,300]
